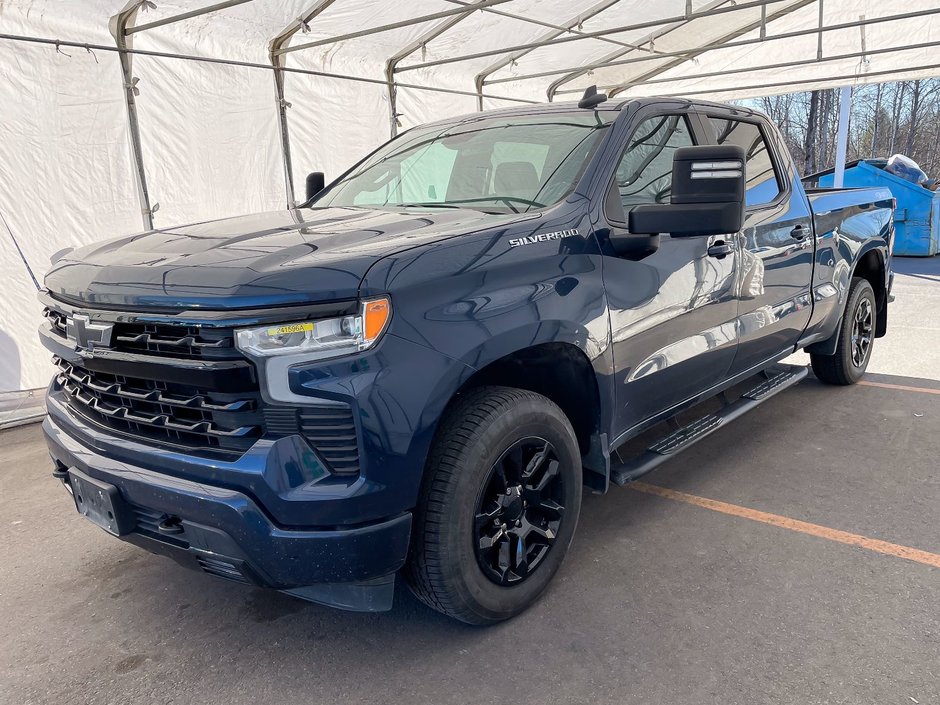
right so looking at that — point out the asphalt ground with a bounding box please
[2,257,938,705]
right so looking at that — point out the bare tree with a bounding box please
[741,78,940,178]
[803,90,820,174]
[870,82,884,158]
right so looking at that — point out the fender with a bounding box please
[805,243,887,356]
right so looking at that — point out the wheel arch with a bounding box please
[807,244,887,356]
[851,246,888,337]
[430,336,611,493]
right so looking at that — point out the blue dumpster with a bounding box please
[811,160,939,256]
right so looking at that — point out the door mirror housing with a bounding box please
[629,145,746,237]
[305,171,325,202]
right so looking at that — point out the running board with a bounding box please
[610,365,808,486]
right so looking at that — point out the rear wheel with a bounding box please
[810,277,876,385]
[406,386,582,625]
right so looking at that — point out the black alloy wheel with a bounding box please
[850,295,874,368]
[810,277,877,385]
[473,437,565,585]
[406,386,582,624]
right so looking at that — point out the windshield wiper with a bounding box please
[435,196,547,214]
[396,202,463,209]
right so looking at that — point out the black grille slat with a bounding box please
[44,308,238,360]
[262,408,300,435]
[115,332,231,349]
[300,406,361,475]
[54,356,262,456]
[262,406,362,476]
[44,308,68,335]
[54,358,250,412]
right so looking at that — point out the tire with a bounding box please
[810,277,877,385]
[405,386,582,625]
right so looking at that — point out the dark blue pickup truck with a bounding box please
[39,93,894,624]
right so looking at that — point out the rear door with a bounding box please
[598,109,740,437]
[701,114,814,374]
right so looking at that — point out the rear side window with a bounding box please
[614,115,695,208]
[707,118,781,207]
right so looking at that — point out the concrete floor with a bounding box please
[2,258,938,705]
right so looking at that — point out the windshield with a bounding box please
[313,111,614,214]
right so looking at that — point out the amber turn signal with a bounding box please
[362,297,391,345]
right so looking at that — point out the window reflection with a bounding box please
[707,118,781,207]
[615,115,694,208]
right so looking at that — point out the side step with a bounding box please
[610,365,808,486]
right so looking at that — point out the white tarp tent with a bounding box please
[2,0,939,395]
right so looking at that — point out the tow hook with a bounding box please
[157,516,184,535]
[51,460,70,489]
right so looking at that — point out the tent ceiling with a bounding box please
[6,0,939,105]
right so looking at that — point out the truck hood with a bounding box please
[44,207,533,310]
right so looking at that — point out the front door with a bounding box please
[599,112,740,437]
[702,116,814,373]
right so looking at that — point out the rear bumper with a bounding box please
[44,414,412,610]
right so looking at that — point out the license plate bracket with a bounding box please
[68,468,134,536]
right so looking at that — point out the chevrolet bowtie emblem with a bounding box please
[66,314,114,349]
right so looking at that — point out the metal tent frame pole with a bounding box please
[583,40,940,96]
[603,0,815,99]
[0,32,540,103]
[274,0,514,57]
[492,6,940,92]
[109,0,261,229]
[110,1,154,231]
[629,59,940,98]
[125,0,254,35]
[472,0,624,110]
[446,0,657,54]
[547,0,730,101]
[833,86,853,188]
[269,0,339,208]
[395,0,794,74]
[384,0,492,138]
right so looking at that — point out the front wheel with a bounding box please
[810,277,877,385]
[406,386,582,625]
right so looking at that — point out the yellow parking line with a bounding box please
[630,482,940,569]
[858,380,940,395]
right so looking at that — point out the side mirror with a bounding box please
[629,145,746,237]
[305,171,325,202]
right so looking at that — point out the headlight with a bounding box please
[235,297,391,360]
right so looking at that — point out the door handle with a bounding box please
[790,224,807,241]
[707,241,733,259]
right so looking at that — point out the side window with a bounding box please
[707,118,781,207]
[613,115,694,210]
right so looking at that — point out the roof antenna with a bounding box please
[578,84,607,109]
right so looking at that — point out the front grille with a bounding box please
[45,302,361,474]
[54,356,263,455]
[44,308,236,360]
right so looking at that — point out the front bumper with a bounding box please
[44,414,412,611]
